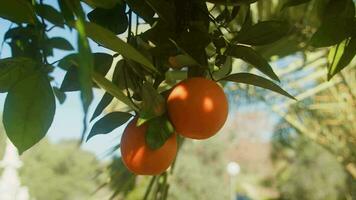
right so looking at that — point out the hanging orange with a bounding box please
[167,77,228,139]
[120,118,177,175]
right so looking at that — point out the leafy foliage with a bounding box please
[0,2,355,199]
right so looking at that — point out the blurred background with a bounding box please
[0,0,355,199]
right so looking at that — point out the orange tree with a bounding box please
[0,0,355,198]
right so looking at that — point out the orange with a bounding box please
[120,118,177,175]
[167,77,228,139]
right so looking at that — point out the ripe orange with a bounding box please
[167,77,228,139]
[120,118,177,175]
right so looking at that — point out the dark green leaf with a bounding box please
[235,21,290,46]
[88,3,128,34]
[310,0,355,47]
[310,19,354,47]
[87,112,132,141]
[90,92,113,121]
[226,45,280,82]
[75,17,94,112]
[35,4,64,27]
[60,53,113,91]
[3,71,56,154]
[137,82,166,126]
[328,37,356,80]
[0,0,36,24]
[58,0,75,23]
[0,57,37,92]
[282,0,311,9]
[146,0,175,27]
[205,0,258,5]
[221,73,295,100]
[47,37,74,50]
[126,0,155,23]
[70,21,157,73]
[92,72,138,111]
[145,116,174,150]
[53,86,67,104]
[82,0,118,9]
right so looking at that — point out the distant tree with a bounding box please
[17,139,109,200]
[272,125,349,200]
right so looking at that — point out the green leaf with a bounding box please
[58,0,75,23]
[310,19,354,47]
[35,4,65,27]
[146,0,175,27]
[205,0,258,5]
[87,3,128,34]
[47,37,74,51]
[0,0,36,24]
[82,0,118,9]
[235,21,290,46]
[226,45,280,82]
[310,0,355,47]
[282,0,311,9]
[75,18,94,112]
[87,112,132,141]
[60,53,113,91]
[3,71,56,154]
[137,82,166,126]
[327,37,356,80]
[0,57,37,92]
[221,73,295,100]
[53,86,67,104]
[70,21,157,73]
[90,58,125,121]
[90,92,113,121]
[125,0,155,23]
[145,116,174,150]
[92,72,138,111]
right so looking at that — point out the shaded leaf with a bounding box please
[60,53,113,91]
[310,0,355,47]
[146,0,175,27]
[0,0,36,24]
[310,19,354,47]
[221,73,295,100]
[0,57,37,92]
[87,112,132,141]
[70,21,157,73]
[92,72,138,111]
[47,37,74,50]
[90,92,113,121]
[328,37,356,80]
[35,4,64,27]
[82,0,118,9]
[205,0,258,5]
[75,17,94,112]
[282,0,311,9]
[137,82,166,126]
[145,116,174,150]
[88,3,128,34]
[3,71,56,154]
[125,0,155,23]
[58,0,75,23]
[235,21,290,46]
[53,86,67,104]
[226,45,280,82]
